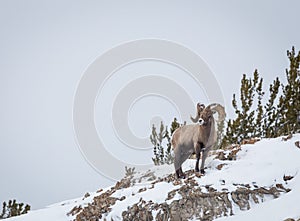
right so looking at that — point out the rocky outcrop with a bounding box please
[68,167,291,221]
[121,182,288,221]
[68,138,297,221]
[214,144,241,161]
[67,175,132,221]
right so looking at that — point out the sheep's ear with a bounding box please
[196,103,201,112]
[197,103,205,113]
[191,103,202,123]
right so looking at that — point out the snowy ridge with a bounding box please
[6,134,300,221]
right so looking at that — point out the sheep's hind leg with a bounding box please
[174,149,191,179]
[176,167,185,179]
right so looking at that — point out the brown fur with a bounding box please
[172,103,226,178]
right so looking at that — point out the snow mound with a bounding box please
[6,134,300,221]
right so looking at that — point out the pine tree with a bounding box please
[0,202,7,218]
[223,47,299,145]
[214,120,225,149]
[253,72,264,137]
[276,47,300,135]
[223,70,264,145]
[0,200,30,219]
[263,77,281,137]
[150,121,170,165]
[150,124,160,165]
[170,118,180,135]
[150,118,182,165]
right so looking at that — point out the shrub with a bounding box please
[0,200,30,219]
[150,118,183,165]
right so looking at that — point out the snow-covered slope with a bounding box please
[6,134,300,221]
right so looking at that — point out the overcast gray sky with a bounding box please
[0,0,299,209]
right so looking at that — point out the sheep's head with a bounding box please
[191,103,226,126]
[199,107,214,126]
[190,103,206,123]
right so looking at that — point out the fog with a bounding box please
[0,0,299,209]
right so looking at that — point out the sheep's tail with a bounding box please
[171,138,176,149]
[171,128,181,149]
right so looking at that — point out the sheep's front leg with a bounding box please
[195,152,201,172]
[200,149,209,174]
[194,143,201,172]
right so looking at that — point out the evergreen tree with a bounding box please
[276,47,300,135]
[150,118,182,165]
[223,47,299,145]
[0,200,30,219]
[263,77,281,137]
[223,70,264,144]
[214,120,225,149]
[150,121,170,165]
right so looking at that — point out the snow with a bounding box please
[5,134,300,221]
[6,204,72,221]
[217,175,300,221]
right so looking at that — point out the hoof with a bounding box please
[176,174,186,179]
[200,169,205,175]
[195,172,202,178]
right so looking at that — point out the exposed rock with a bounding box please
[96,188,103,193]
[69,149,292,221]
[75,189,119,221]
[67,205,82,217]
[216,151,226,160]
[138,170,157,182]
[241,138,260,145]
[276,183,291,192]
[122,199,153,221]
[282,134,293,141]
[123,187,234,221]
[138,187,147,193]
[70,175,135,221]
[233,183,251,188]
[155,203,169,221]
[115,177,131,189]
[295,141,300,149]
[83,192,90,199]
[166,189,177,201]
[70,164,291,221]
[283,175,294,182]
[227,146,242,160]
[215,145,241,161]
[121,184,288,221]
[216,163,227,170]
[231,187,250,211]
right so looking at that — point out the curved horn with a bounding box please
[190,103,205,123]
[207,103,226,122]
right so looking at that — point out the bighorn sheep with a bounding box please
[172,103,226,178]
